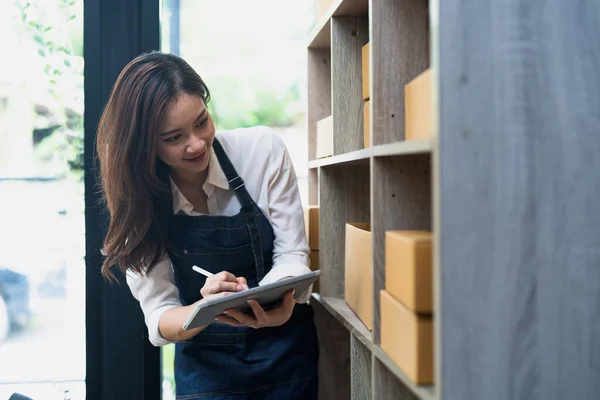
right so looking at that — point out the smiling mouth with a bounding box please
[184,152,206,163]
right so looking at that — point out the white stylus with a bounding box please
[192,265,214,277]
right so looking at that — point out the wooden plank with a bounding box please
[438,1,600,399]
[309,19,332,49]
[309,148,372,169]
[371,0,430,145]
[313,294,373,347]
[372,357,421,400]
[308,48,332,162]
[372,139,432,157]
[331,16,369,154]
[351,334,373,400]
[309,167,319,205]
[312,299,351,400]
[371,155,431,345]
[320,164,370,298]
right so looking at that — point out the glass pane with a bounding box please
[158,1,313,398]
[0,0,85,399]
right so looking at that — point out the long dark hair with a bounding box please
[96,51,211,281]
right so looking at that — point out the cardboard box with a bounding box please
[362,43,370,100]
[381,290,434,384]
[303,206,320,250]
[316,115,333,158]
[363,100,371,148]
[309,250,319,292]
[405,68,432,140]
[344,223,373,330]
[385,230,433,313]
[317,0,334,22]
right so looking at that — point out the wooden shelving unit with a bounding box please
[307,0,435,398]
[307,0,600,399]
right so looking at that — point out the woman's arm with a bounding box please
[259,131,313,303]
[126,254,185,346]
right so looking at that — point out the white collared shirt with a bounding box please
[126,125,312,347]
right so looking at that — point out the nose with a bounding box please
[186,134,205,154]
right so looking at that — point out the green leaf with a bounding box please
[45,26,52,32]
[49,79,57,84]
[69,15,76,20]
[38,49,45,56]
[64,59,72,67]
[34,36,44,45]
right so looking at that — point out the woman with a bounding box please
[96,52,319,399]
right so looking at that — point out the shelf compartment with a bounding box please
[372,346,435,400]
[331,16,369,155]
[307,48,332,162]
[371,0,430,145]
[372,154,432,346]
[319,164,370,299]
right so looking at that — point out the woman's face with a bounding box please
[156,93,215,181]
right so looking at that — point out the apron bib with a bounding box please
[168,138,319,400]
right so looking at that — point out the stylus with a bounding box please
[192,265,214,277]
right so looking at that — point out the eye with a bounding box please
[163,134,181,143]
[196,118,208,127]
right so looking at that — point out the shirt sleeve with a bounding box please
[125,253,182,347]
[259,130,313,303]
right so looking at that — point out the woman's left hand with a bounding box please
[215,289,296,328]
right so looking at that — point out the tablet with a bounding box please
[182,270,321,330]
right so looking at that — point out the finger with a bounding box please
[224,309,259,328]
[247,299,268,321]
[215,271,237,282]
[215,315,244,327]
[208,280,242,295]
[203,291,236,301]
[236,276,249,290]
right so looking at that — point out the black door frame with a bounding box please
[84,0,161,398]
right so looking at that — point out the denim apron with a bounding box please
[168,138,319,400]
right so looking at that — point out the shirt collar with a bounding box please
[169,145,230,214]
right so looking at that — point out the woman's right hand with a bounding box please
[200,271,248,300]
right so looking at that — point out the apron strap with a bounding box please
[212,137,254,210]
[212,137,266,280]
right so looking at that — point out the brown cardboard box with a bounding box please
[316,115,333,158]
[344,223,373,330]
[385,230,433,313]
[362,43,370,100]
[363,100,371,148]
[381,290,434,384]
[303,206,320,250]
[317,0,334,22]
[309,250,319,292]
[405,68,432,140]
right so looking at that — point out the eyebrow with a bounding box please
[159,108,207,137]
